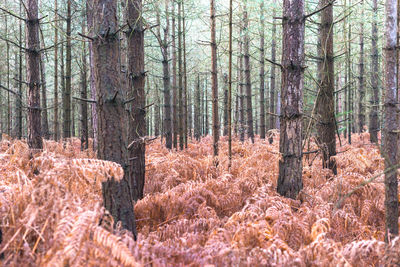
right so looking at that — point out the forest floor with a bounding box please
[0,132,399,266]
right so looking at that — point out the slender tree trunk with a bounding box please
[154,83,160,136]
[270,0,277,137]
[243,0,254,143]
[358,0,365,132]
[63,0,72,139]
[80,19,89,150]
[259,2,266,139]
[178,1,184,150]
[183,2,188,148]
[223,74,228,136]
[384,0,399,241]
[5,14,10,136]
[239,34,245,142]
[26,0,42,149]
[53,0,59,140]
[126,0,146,201]
[347,0,352,144]
[87,0,98,152]
[228,0,233,166]
[210,0,219,157]
[14,0,23,139]
[316,0,337,174]
[195,74,201,140]
[205,78,209,135]
[171,1,178,149]
[40,46,50,139]
[277,0,305,199]
[162,0,172,149]
[369,0,379,143]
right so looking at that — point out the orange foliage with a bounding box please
[0,132,399,266]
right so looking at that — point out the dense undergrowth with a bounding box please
[0,132,399,266]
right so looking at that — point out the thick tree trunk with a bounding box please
[93,0,136,236]
[277,0,305,199]
[358,0,365,132]
[383,0,399,241]
[316,0,337,175]
[26,0,42,149]
[210,0,219,157]
[259,2,266,139]
[369,0,380,143]
[126,0,146,201]
[63,0,72,139]
[243,1,254,143]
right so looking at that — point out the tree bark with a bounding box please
[26,0,42,149]
[171,1,178,149]
[277,0,305,199]
[126,0,146,201]
[383,0,399,241]
[259,2,266,139]
[63,0,72,139]
[178,1,184,150]
[40,45,50,140]
[80,18,89,150]
[92,0,136,236]
[53,0,59,141]
[316,0,337,175]
[183,2,188,148]
[210,0,219,157]
[270,0,277,136]
[369,0,380,143]
[194,74,201,141]
[358,0,365,132]
[243,0,254,143]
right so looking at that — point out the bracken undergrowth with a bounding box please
[0,132,399,266]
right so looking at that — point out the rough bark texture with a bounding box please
[63,0,72,139]
[243,1,254,143]
[210,0,219,157]
[383,0,399,241]
[316,0,337,175]
[178,1,184,150]
[92,0,136,236]
[126,0,146,201]
[26,0,43,149]
[277,0,305,199]
[369,0,380,143]
[194,75,201,140]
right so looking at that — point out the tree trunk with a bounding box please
[80,19,89,150]
[14,1,23,139]
[383,0,399,241]
[259,2,266,139]
[270,0,277,136]
[26,0,42,149]
[228,0,233,166]
[358,0,365,132]
[63,0,72,139]
[126,0,146,201]
[316,0,337,175]
[171,1,178,149]
[178,1,184,150]
[194,74,201,140]
[87,0,98,152]
[210,0,219,157]
[183,2,188,148]
[92,0,136,236]
[53,0,59,141]
[40,47,50,140]
[277,0,305,199]
[223,74,228,136]
[243,1,254,143]
[369,0,379,143]
[162,0,172,149]
[239,33,245,142]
